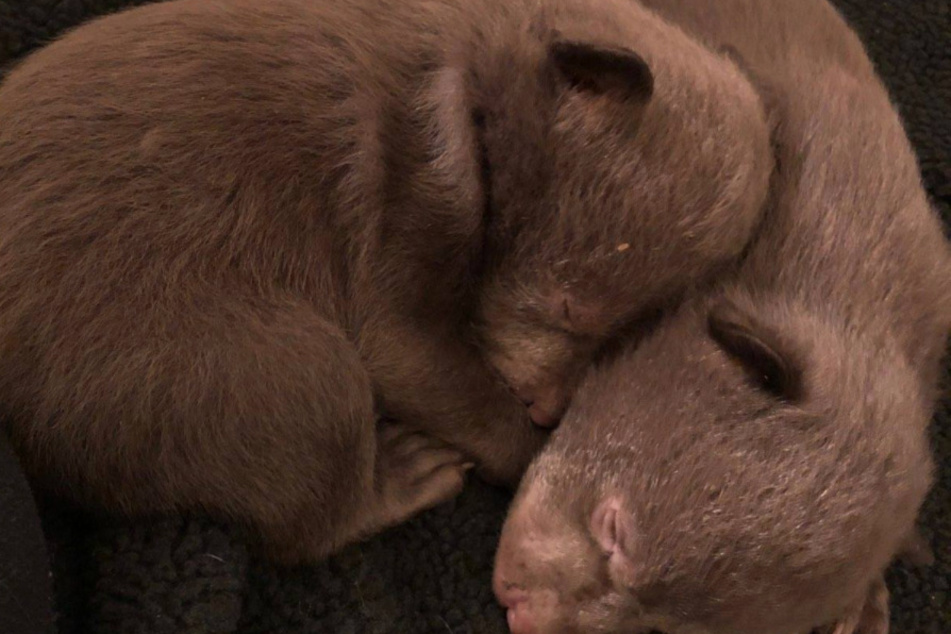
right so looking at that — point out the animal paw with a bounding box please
[373,422,470,527]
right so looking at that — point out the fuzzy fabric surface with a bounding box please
[0,0,948,633]
[0,431,55,634]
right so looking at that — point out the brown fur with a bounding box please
[0,0,769,563]
[494,0,951,632]
[472,0,773,424]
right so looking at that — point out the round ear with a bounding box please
[590,497,639,587]
[549,39,654,104]
[707,298,805,401]
[824,577,889,634]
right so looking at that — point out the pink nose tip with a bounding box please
[494,574,536,632]
[495,587,536,634]
[506,603,537,634]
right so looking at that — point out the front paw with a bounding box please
[374,422,472,526]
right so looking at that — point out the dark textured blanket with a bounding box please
[0,0,948,632]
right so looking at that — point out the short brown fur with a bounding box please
[0,0,770,562]
[494,0,951,632]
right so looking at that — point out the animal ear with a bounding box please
[824,577,890,634]
[549,39,654,104]
[707,299,805,401]
[590,497,638,586]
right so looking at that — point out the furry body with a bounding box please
[0,0,769,562]
[494,0,951,632]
